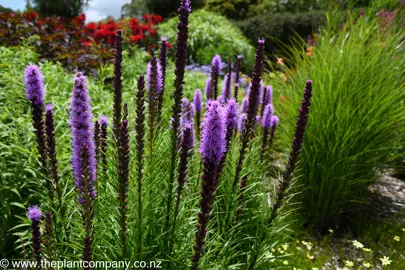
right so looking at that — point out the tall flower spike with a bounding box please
[194,89,203,141]
[218,99,238,173]
[260,104,274,161]
[28,205,42,266]
[147,57,163,101]
[45,104,62,210]
[191,101,226,270]
[167,0,192,244]
[94,120,100,160]
[44,212,55,262]
[233,38,265,189]
[24,64,52,199]
[99,115,108,174]
[263,86,272,106]
[70,72,96,201]
[170,100,195,254]
[113,29,123,144]
[205,78,212,99]
[241,97,249,114]
[238,113,247,133]
[234,55,242,102]
[118,119,130,258]
[210,55,222,99]
[158,36,168,119]
[135,76,146,260]
[270,80,312,224]
[222,61,232,102]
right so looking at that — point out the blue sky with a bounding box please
[1,0,131,21]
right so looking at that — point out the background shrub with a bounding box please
[272,13,405,230]
[236,10,326,57]
[158,10,256,71]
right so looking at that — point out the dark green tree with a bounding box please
[0,5,13,13]
[146,0,205,18]
[32,0,91,18]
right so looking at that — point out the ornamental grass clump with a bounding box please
[16,0,316,268]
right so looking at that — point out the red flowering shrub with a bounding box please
[0,11,168,76]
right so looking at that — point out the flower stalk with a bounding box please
[233,55,242,102]
[28,206,42,268]
[113,29,123,144]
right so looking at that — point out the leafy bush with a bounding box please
[158,10,256,71]
[0,12,165,75]
[272,13,405,230]
[236,10,326,56]
[32,0,90,18]
[205,0,251,19]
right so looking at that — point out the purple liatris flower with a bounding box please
[191,101,226,269]
[25,64,45,105]
[205,78,212,99]
[28,205,42,266]
[210,55,222,99]
[271,115,279,127]
[70,72,96,200]
[180,98,195,148]
[241,97,249,114]
[268,114,279,151]
[238,113,247,133]
[194,89,203,113]
[261,104,274,128]
[263,86,272,106]
[225,99,238,130]
[147,58,163,99]
[113,29,123,143]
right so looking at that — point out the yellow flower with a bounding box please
[352,240,364,249]
[380,256,392,266]
[344,260,354,267]
[271,248,275,252]
[328,228,334,234]
[282,243,289,250]
[307,253,314,260]
[394,236,400,241]
[296,246,301,251]
[363,248,372,252]
[363,262,371,268]
[282,260,288,265]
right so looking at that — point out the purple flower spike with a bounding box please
[147,59,163,97]
[238,113,247,133]
[70,72,96,199]
[271,115,279,127]
[205,78,212,98]
[212,55,222,74]
[226,99,238,130]
[241,97,249,113]
[194,89,203,113]
[210,55,222,99]
[200,101,226,166]
[24,64,45,106]
[263,86,273,106]
[27,205,42,222]
[261,104,274,128]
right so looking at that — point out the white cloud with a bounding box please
[84,0,131,22]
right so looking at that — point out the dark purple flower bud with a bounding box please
[194,89,203,113]
[70,72,96,199]
[238,113,247,133]
[205,78,212,99]
[261,104,274,128]
[200,101,226,166]
[28,205,42,222]
[210,55,222,99]
[113,29,123,143]
[225,99,238,130]
[241,97,249,113]
[25,64,45,105]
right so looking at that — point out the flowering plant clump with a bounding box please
[0,11,167,75]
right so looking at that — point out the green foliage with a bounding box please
[205,0,252,19]
[158,10,256,71]
[272,13,405,230]
[0,5,13,13]
[236,10,326,56]
[140,0,205,18]
[32,0,90,18]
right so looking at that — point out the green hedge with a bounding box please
[236,11,326,56]
[158,10,256,71]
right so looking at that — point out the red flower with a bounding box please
[149,27,157,37]
[85,22,97,35]
[143,14,149,22]
[129,18,139,28]
[27,11,38,20]
[130,34,143,43]
[95,29,107,42]
[140,23,149,31]
[167,42,172,49]
[105,20,117,34]
[156,15,163,23]
[76,13,86,23]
